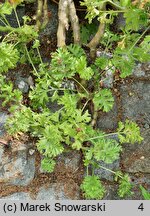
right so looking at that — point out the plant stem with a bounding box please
[129,26,150,52]
[107,0,124,10]
[36,47,43,64]
[98,164,116,175]
[81,99,90,112]
[13,6,21,28]
[1,14,11,26]
[86,166,89,176]
[87,132,119,141]
[0,18,8,26]
[72,77,89,95]
[25,45,39,76]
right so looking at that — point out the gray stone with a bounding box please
[36,183,80,200]
[121,129,150,173]
[0,146,4,165]
[40,151,81,173]
[0,142,35,186]
[96,97,118,130]
[1,192,32,200]
[39,2,58,37]
[132,62,150,78]
[58,151,81,172]
[15,78,29,93]
[0,112,8,136]
[94,160,120,181]
[103,184,120,200]
[102,68,114,88]
[144,123,150,129]
[121,82,150,124]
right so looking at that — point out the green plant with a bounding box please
[140,185,150,200]
[0,0,148,200]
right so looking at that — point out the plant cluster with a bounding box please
[0,0,149,199]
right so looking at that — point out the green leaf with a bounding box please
[41,157,56,173]
[58,92,78,115]
[37,137,64,157]
[120,0,130,7]
[95,55,109,70]
[67,44,85,57]
[93,89,114,112]
[37,125,64,157]
[92,138,122,163]
[0,2,12,15]
[80,175,105,199]
[124,9,148,31]
[117,120,143,144]
[112,48,135,78]
[117,173,133,198]
[6,106,33,134]
[0,42,19,73]
[140,185,150,200]
[75,56,94,80]
[73,109,91,123]
[32,39,40,49]
[72,140,82,150]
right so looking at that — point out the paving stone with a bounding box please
[132,62,150,78]
[58,151,81,172]
[0,112,8,136]
[40,150,81,173]
[96,97,118,130]
[120,81,150,125]
[103,184,120,200]
[121,129,150,173]
[36,183,80,200]
[0,142,35,186]
[1,192,32,200]
[94,160,120,181]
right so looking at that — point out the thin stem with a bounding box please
[98,164,116,175]
[86,166,89,176]
[36,47,43,64]
[87,132,119,141]
[129,26,150,52]
[98,10,126,13]
[2,30,16,42]
[107,0,124,10]
[1,14,11,26]
[0,18,7,26]
[24,45,39,76]
[48,88,77,92]
[72,77,89,95]
[13,6,21,28]
[81,99,90,112]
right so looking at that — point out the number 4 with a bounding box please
[138,203,144,211]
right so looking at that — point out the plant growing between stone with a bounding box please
[0,0,149,199]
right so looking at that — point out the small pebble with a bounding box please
[144,123,149,129]
[29,149,35,156]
